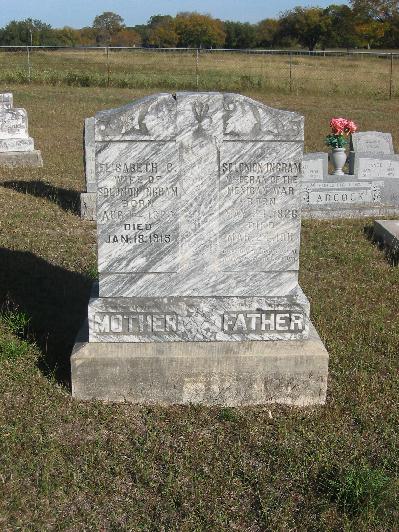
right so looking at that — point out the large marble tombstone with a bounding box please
[72,92,328,406]
[0,92,42,167]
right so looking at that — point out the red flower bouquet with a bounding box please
[326,117,357,149]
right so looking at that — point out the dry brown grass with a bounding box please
[0,49,398,98]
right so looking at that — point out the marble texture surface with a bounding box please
[0,138,34,152]
[95,92,304,298]
[0,150,42,167]
[0,94,38,160]
[0,93,13,109]
[0,108,29,139]
[351,131,394,154]
[80,192,96,221]
[84,117,96,192]
[302,179,383,207]
[301,153,328,181]
[88,287,310,343]
[354,154,399,180]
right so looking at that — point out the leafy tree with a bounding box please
[175,12,226,48]
[256,19,280,48]
[0,18,53,45]
[350,1,395,47]
[92,11,125,45]
[350,0,399,20]
[322,5,360,48]
[278,7,331,51]
[381,11,399,45]
[354,19,387,47]
[147,15,178,47]
[111,28,141,46]
[76,27,97,45]
[52,27,81,46]
[224,21,257,48]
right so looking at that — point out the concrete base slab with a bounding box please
[71,321,328,406]
[302,205,399,220]
[0,150,43,167]
[373,219,399,261]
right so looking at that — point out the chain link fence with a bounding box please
[0,46,398,99]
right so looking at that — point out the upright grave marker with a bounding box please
[349,130,395,174]
[0,92,42,167]
[301,152,328,182]
[72,92,329,406]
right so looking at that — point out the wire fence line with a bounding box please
[0,45,398,99]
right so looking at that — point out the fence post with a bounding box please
[389,52,393,99]
[26,45,31,83]
[196,48,199,91]
[289,52,293,93]
[106,46,110,87]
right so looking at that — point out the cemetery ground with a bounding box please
[0,85,398,530]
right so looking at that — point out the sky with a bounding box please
[0,0,350,27]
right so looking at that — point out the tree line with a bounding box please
[1,1,399,51]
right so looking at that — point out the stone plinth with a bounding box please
[72,321,328,406]
[0,150,43,168]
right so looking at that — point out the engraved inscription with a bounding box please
[97,141,179,273]
[222,311,304,332]
[219,142,302,271]
[357,158,399,180]
[93,310,305,335]
[303,181,383,205]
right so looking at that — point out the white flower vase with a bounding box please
[331,147,347,175]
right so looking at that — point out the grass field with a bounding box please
[0,49,398,98]
[0,84,398,529]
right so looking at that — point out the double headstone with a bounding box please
[0,93,42,167]
[302,131,399,219]
[72,92,329,406]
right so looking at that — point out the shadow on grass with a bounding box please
[363,223,374,241]
[0,248,91,386]
[2,180,81,215]
[363,222,399,266]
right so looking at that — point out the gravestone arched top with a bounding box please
[95,92,304,143]
[94,91,305,299]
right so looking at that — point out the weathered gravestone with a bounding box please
[301,175,399,219]
[80,117,96,220]
[0,93,13,110]
[71,92,329,406]
[0,93,42,167]
[352,131,394,155]
[349,131,395,174]
[301,153,328,182]
[302,131,399,219]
